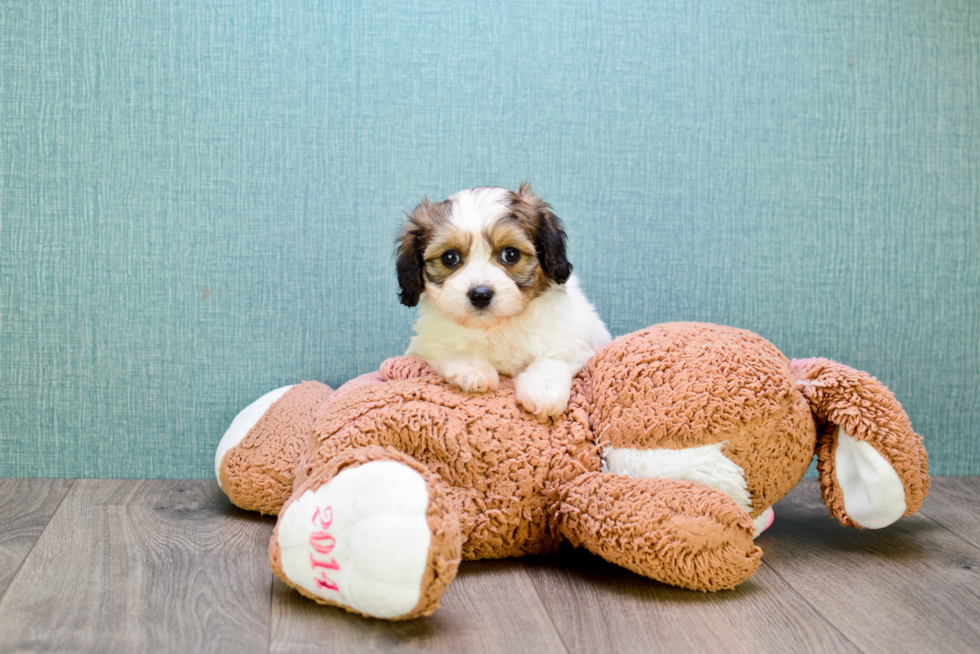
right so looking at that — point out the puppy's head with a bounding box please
[395,183,572,328]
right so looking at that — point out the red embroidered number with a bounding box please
[309,507,340,592]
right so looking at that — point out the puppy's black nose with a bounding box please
[468,286,494,309]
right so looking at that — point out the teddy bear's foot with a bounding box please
[753,507,774,537]
[270,448,462,620]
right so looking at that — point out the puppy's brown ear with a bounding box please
[518,183,572,285]
[395,200,431,307]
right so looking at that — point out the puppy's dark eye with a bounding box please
[500,247,521,265]
[441,250,461,267]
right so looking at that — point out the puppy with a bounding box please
[395,184,611,418]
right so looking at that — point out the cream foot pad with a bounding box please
[276,460,433,619]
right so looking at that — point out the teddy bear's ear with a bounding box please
[791,358,929,529]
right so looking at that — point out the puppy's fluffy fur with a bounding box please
[396,184,611,418]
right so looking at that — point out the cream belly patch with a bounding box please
[602,442,753,514]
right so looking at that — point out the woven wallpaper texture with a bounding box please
[1,0,978,478]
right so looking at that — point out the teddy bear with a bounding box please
[214,322,928,621]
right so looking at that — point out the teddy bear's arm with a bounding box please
[558,472,762,591]
[792,358,929,529]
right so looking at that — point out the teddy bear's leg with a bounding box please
[792,358,929,529]
[753,507,775,536]
[559,472,762,592]
[269,446,462,620]
[216,381,334,515]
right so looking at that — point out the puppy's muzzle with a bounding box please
[467,286,494,309]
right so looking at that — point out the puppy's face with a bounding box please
[396,184,572,328]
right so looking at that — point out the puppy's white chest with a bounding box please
[471,329,535,376]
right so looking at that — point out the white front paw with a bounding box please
[515,363,572,418]
[444,360,499,394]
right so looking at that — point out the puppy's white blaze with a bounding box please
[215,385,294,483]
[602,442,753,514]
[834,427,907,529]
[425,188,527,327]
[466,232,493,263]
[449,187,511,233]
[277,461,432,619]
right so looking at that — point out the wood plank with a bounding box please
[2,477,977,653]
[761,479,980,654]
[270,559,568,654]
[918,477,980,549]
[0,480,275,654]
[523,545,857,654]
[0,479,74,599]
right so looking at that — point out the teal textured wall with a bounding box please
[1,0,978,478]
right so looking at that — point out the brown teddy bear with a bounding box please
[215,322,928,620]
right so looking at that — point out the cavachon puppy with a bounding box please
[395,184,611,418]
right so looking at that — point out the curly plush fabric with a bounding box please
[219,381,333,515]
[792,358,929,527]
[291,372,385,490]
[269,445,462,620]
[589,323,816,518]
[217,322,930,613]
[559,472,762,591]
[304,366,569,559]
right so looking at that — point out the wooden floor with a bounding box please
[0,478,978,654]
